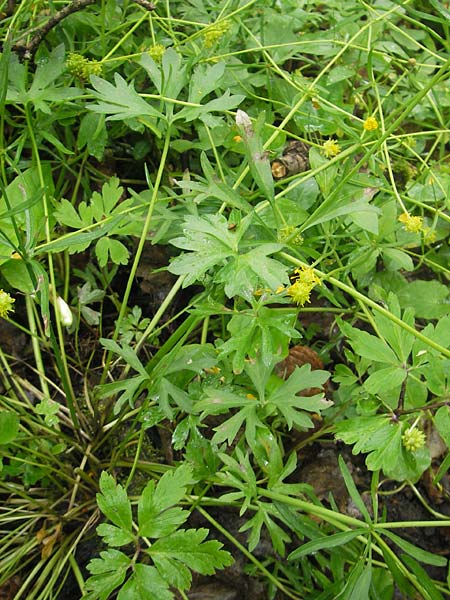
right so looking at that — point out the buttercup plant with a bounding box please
[0,1,449,599]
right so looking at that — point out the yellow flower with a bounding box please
[402,427,426,453]
[203,20,231,48]
[363,116,378,131]
[398,212,423,233]
[0,290,15,318]
[287,280,312,306]
[278,226,304,246]
[293,266,321,288]
[66,53,102,81]
[286,265,321,306]
[322,138,341,158]
[148,43,165,63]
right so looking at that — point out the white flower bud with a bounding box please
[55,296,73,327]
[235,109,252,128]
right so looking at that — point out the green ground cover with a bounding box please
[0,1,449,598]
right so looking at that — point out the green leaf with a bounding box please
[53,198,85,229]
[434,406,450,446]
[100,339,148,377]
[338,455,371,523]
[267,364,332,429]
[363,366,406,395]
[96,523,135,547]
[218,307,298,373]
[138,465,192,538]
[96,237,129,267]
[401,555,444,600]
[140,48,186,103]
[117,564,173,600]
[380,546,417,599]
[6,45,81,111]
[177,89,244,123]
[88,74,163,136]
[169,214,237,286]
[148,528,233,575]
[374,294,415,362]
[382,531,447,567]
[382,248,414,272]
[216,244,289,299]
[0,411,20,444]
[97,472,132,532]
[96,374,148,415]
[397,280,450,319]
[188,61,226,104]
[289,528,367,560]
[340,322,398,364]
[196,388,255,415]
[85,549,131,600]
[212,404,258,446]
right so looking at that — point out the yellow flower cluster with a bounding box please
[66,53,102,82]
[322,138,341,158]
[147,43,165,63]
[278,226,304,246]
[203,20,231,48]
[402,427,426,453]
[398,212,423,233]
[363,116,378,131]
[0,290,15,318]
[283,266,321,307]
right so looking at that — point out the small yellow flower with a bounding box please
[67,53,102,81]
[232,135,242,143]
[322,138,341,158]
[286,266,321,306]
[363,116,378,131]
[148,43,165,63]
[402,427,426,452]
[0,290,15,318]
[293,266,321,288]
[287,280,312,306]
[398,212,423,233]
[278,226,304,246]
[203,20,231,48]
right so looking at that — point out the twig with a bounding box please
[12,0,156,61]
[133,0,156,10]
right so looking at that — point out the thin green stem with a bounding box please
[101,124,172,385]
[196,505,302,600]
[279,252,450,358]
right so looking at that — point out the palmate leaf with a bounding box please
[148,528,233,579]
[88,74,163,136]
[334,416,431,481]
[169,214,238,286]
[267,364,332,429]
[218,307,299,373]
[6,45,81,112]
[215,244,289,299]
